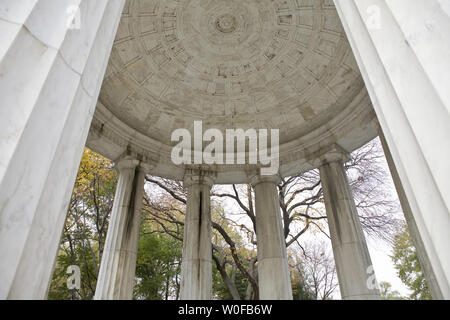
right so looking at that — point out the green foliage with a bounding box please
[391,224,432,300]
[48,148,118,300]
[379,281,404,300]
[134,224,182,300]
[49,149,186,300]
[212,262,228,299]
[292,278,315,300]
[212,260,250,300]
[48,243,101,300]
[47,252,75,300]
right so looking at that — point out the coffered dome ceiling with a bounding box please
[90,0,378,182]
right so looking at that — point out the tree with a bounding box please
[144,138,401,300]
[379,281,404,300]
[391,224,432,300]
[50,138,402,300]
[290,241,339,300]
[134,222,182,300]
[49,149,185,300]
[142,179,259,300]
[48,148,118,300]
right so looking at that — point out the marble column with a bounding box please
[334,0,450,297]
[0,0,125,299]
[319,146,380,300]
[379,132,443,299]
[94,157,147,300]
[251,174,293,300]
[180,172,214,300]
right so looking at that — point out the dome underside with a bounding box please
[90,0,378,182]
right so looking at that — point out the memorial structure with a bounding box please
[0,0,449,300]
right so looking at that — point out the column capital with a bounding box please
[318,144,350,166]
[114,148,141,172]
[115,156,140,172]
[114,152,155,174]
[183,169,215,188]
[138,160,154,175]
[249,174,281,188]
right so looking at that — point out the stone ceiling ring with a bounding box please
[215,14,238,34]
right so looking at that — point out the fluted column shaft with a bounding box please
[251,175,293,300]
[180,174,213,300]
[95,158,146,300]
[319,148,380,300]
[379,132,442,299]
[334,0,450,297]
[0,0,125,299]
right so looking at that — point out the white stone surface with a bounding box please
[319,147,380,300]
[87,0,379,184]
[95,158,146,300]
[180,172,214,300]
[379,131,443,299]
[99,0,366,145]
[0,0,125,299]
[251,174,293,300]
[1,0,448,301]
[334,0,450,298]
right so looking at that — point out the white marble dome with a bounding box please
[88,0,378,183]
